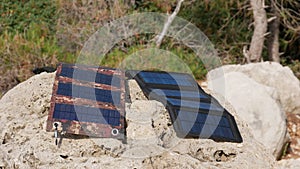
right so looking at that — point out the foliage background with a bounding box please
[0,0,299,96]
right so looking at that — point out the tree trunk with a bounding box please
[249,0,268,62]
[267,1,280,62]
[156,0,184,48]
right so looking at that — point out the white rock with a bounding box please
[127,80,148,101]
[126,100,164,123]
[208,72,288,159]
[209,62,300,114]
[0,72,278,168]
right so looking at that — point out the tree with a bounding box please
[267,0,280,62]
[155,0,184,48]
[245,0,300,63]
[271,0,300,61]
[244,0,268,63]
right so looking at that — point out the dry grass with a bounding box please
[0,26,59,94]
[0,0,131,95]
[56,0,130,54]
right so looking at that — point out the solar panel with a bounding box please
[171,108,241,142]
[46,63,125,139]
[130,70,243,143]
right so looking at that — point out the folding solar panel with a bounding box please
[46,63,125,139]
[130,70,242,143]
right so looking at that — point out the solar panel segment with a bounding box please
[139,71,193,86]
[56,82,121,105]
[172,108,241,142]
[59,66,121,87]
[166,98,224,112]
[149,88,209,100]
[53,103,121,126]
[136,71,199,89]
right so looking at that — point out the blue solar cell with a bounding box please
[138,71,196,87]
[220,127,234,139]
[53,103,121,126]
[60,67,74,77]
[167,98,223,112]
[53,109,60,119]
[150,88,208,100]
[177,110,203,121]
[173,108,240,141]
[102,109,109,118]
[59,66,120,87]
[177,110,227,126]
[57,83,121,104]
[190,123,203,133]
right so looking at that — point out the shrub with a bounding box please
[0,23,72,94]
[0,0,58,34]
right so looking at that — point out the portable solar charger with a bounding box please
[47,64,242,143]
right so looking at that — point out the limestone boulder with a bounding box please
[209,62,300,114]
[207,71,289,159]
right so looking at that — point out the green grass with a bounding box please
[0,0,58,34]
[0,22,75,82]
[101,43,208,80]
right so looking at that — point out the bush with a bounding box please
[179,0,253,63]
[0,23,73,94]
[0,0,58,34]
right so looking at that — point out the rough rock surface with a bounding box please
[208,62,300,114]
[0,73,277,168]
[207,72,288,159]
[276,158,300,169]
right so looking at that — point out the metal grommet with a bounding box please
[53,122,59,128]
[111,128,119,136]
